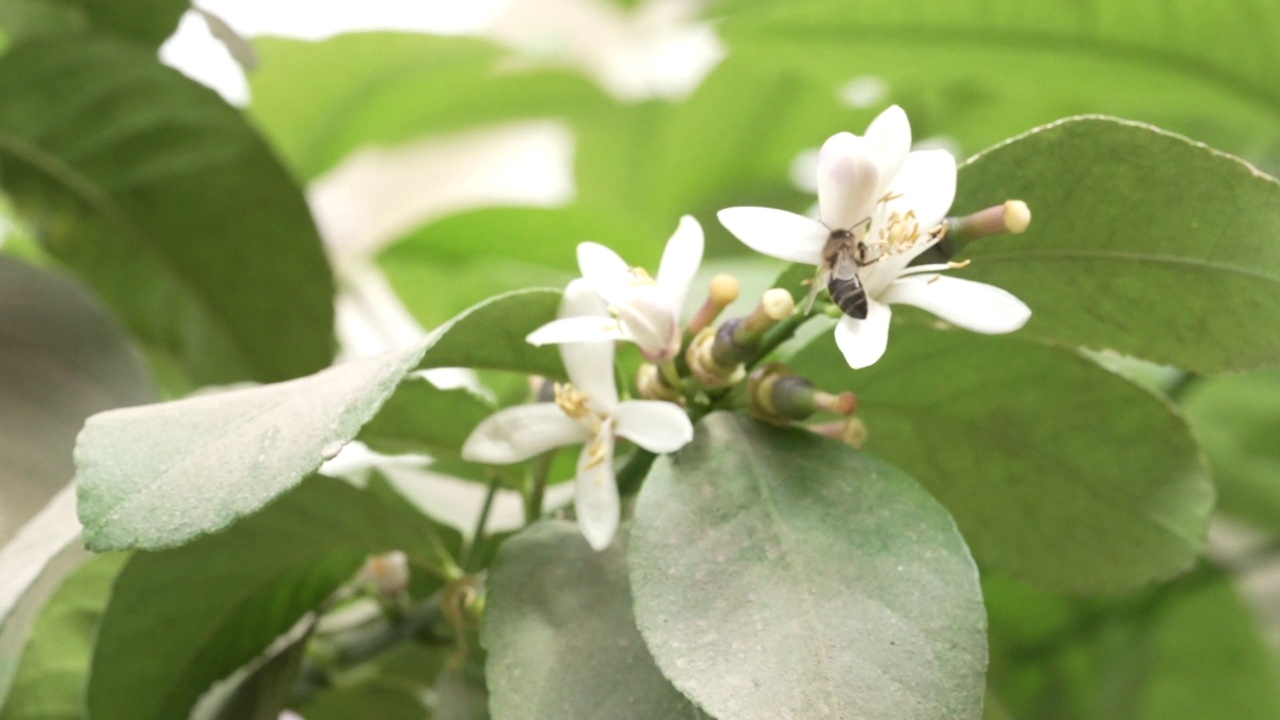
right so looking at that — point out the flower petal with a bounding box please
[575,426,619,550]
[887,148,956,230]
[881,275,1031,334]
[717,207,828,265]
[833,298,892,369]
[612,287,679,361]
[527,316,624,346]
[577,242,632,305]
[461,403,588,464]
[614,400,694,453]
[656,215,704,313]
[558,280,619,409]
[816,132,880,230]
[863,105,911,189]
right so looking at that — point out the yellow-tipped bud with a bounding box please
[689,273,743,335]
[1003,200,1031,234]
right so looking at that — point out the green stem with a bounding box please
[745,312,810,371]
[524,451,556,525]
[461,474,501,572]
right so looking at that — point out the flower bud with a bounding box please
[637,363,683,402]
[686,326,746,388]
[688,273,741,334]
[749,364,859,425]
[359,551,410,597]
[940,199,1033,249]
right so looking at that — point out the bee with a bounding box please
[816,224,882,320]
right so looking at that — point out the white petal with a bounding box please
[575,426,619,551]
[887,149,956,230]
[527,316,624,346]
[833,299,892,369]
[461,404,588,464]
[612,289,679,361]
[881,275,1031,334]
[656,215,704,313]
[558,280,618,409]
[863,105,911,190]
[577,242,632,305]
[717,207,828,265]
[816,132,880,230]
[614,401,694,453]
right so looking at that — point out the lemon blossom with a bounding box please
[461,280,693,550]
[718,105,1030,369]
[526,216,704,362]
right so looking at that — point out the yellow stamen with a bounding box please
[553,383,593,420]
[947,259,971,269]
[629,267,655,286]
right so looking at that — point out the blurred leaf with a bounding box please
[711,0,1280,167]
[357,378,495,458]
[986,567,1280,720]
[0,257,153,543]
[434,667,490,720]
[790,324,1214,594]
[87,477,457,720]
[1181,366,1280,532]
[248,32,607,180]
[952,116,1280,373]
[0,38,335,387]
[484,521,699,719]
[0,0,186,48]
[297,642,444,720]
[202,632,311,720]
[0,487,86,706]
[0,552,126,720]
[75,288,562,552]
[629,412,986,720]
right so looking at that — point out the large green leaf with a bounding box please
[483,521,700,720]
[986,568,1280,720]
[951,116,1280,373]
[0,0,187,48]
[0,38,335,386]
[711,0,1280,168]
[74,288,561,552]
[86,477,459,720]
[629,412,986,720]
[1180,367,1280,532]
[0,552,126,720]
[791,324,1214,594]
[0,257,154,542]
[248,32,608,180]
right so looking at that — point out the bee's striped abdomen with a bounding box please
[827,274,868,320]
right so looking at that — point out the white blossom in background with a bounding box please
[487,0,724,100]
[463,281,693,550]
[719,105,1031,369]
[527,216,703,362]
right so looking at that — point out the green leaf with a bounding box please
[0,552,126,720]
[415,287,562,377]
[0,256,154,542]
[629,412,986,720]
[86,476,458,720]
[248,32,607,180]
[357,378,495,458]
[951,116,1280,373]
[74,342,427,552]
[0,0,187,49]
[198,632,311,720]
[74,288,562,552]
[483,521,700,719]
[1181,367,1280,532]
[986,568,1280,720]
[0,38,335,387]
[711,0,1280,168]
[791,324,1214,594]
[296,644,441,720]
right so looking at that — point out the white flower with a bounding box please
[717,105,1031,369]
[461,280,694,550]
[526,215,704,362]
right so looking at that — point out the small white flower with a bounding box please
[461,280,694,550]
[527,215,704,362]
[718,105,1031,369]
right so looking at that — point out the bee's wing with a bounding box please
[804,266,829,314]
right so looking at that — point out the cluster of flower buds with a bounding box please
[460,104,1036,551]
